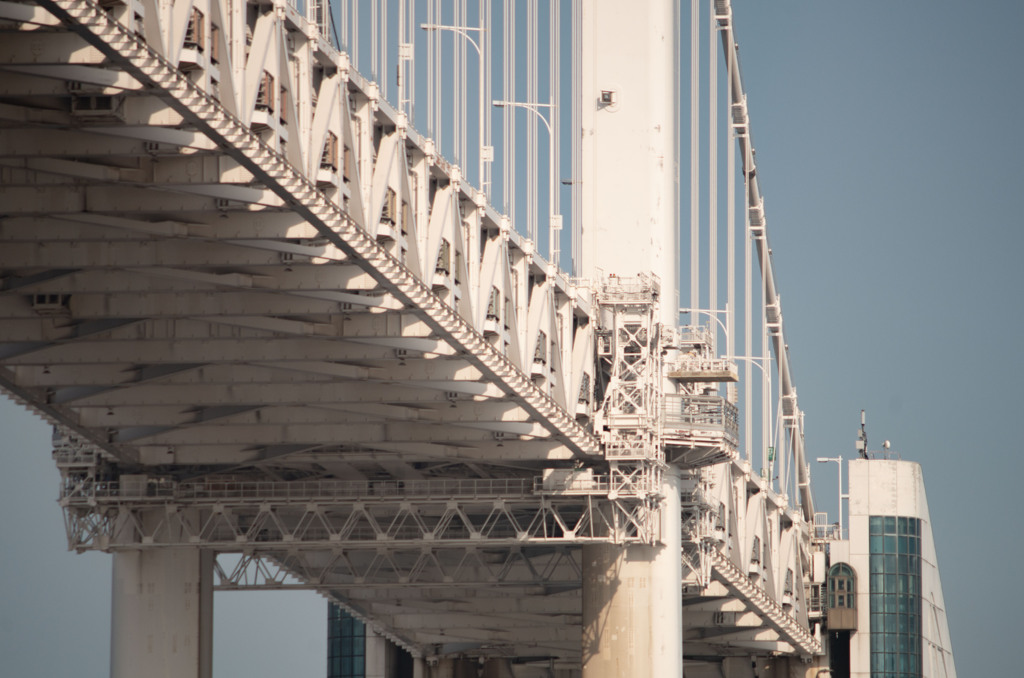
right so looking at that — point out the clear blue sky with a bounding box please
[2,1,1020,676]
[737,2,1024,675]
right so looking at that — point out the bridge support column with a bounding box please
[582,468,683,678]
[481,657,514,678]
[365,629,389,678]
[652,466,683,675]
[413,656,427,678]
[110,548,213,678]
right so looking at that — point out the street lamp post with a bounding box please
[678,304,731,350]
[420,23,489,194]
[816,456,847,537]
[492,99,561,267]
[724,351,772,471]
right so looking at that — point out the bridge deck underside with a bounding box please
[0,12,582,483]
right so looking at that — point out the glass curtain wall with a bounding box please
[868,516,922,678]
[328,604,366,678]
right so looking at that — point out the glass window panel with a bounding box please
[885,555,898,572]
[870,516,884,534]
[884,535,898,553]
[871,555,884,573]
[884,516,897,533]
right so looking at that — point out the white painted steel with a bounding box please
[579,0,678,325]
[0,0,831,669]
[690,0,701,317]
[708,3,718,343]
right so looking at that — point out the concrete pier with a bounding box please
[110,548,213,678]
[582,468,683,678]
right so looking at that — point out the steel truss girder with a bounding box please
[709,549,820,657]
[214,549,586,658]
[213,547,585,591]
[60,487,656,552]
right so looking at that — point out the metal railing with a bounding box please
[597,274,660,302]
[662,395,739,440]
[812,512,846,540]
[62,477,538,502]
[535,472,656,496]
[667,356,735,375]
[676,325,714,347]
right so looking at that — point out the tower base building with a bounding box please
[816,457,957,678]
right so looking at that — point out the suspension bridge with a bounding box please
[0,1,830,676]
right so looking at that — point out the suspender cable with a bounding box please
[571,0,581,274]
[725,14,736,406]
[689,0,700,315]
[717,0,814,520]
[550,0,560,266]
[351,1,358,70]
[708,0,718,352]
[435,0,442,151]
[503,0,514,221]
[426,0,433,137]
[526,0,537,242]
[482,0,491,193]
[371,0,377,79]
